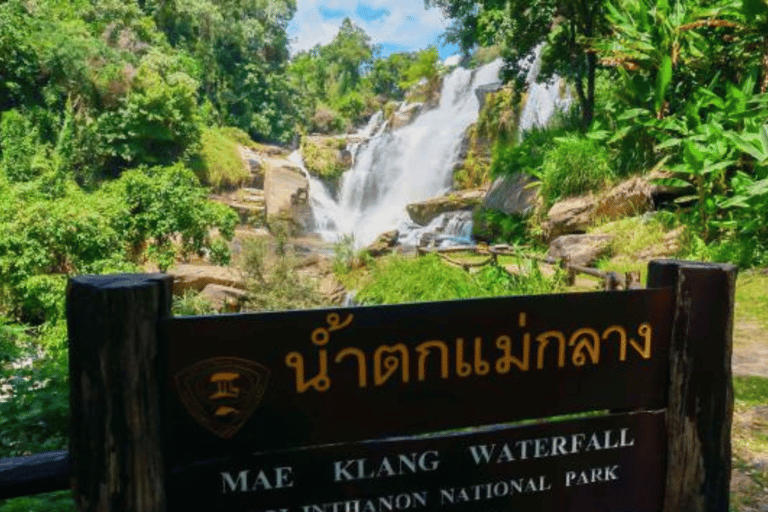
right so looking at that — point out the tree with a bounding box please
[501,1,608,128]
[427,0,608,128]
[320,18,374,96]
[145,0,298,142]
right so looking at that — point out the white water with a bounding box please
[306,53,569,248]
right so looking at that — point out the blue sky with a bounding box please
[287,0,459,60]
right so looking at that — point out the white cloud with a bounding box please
[287,0,449,55]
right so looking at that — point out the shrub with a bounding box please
[472,209,530,245]
[334,91,366,126]
[239,238,323,312]
[188,126,250,190]
[0,109,40,183]
[110,164,238,268]
[538,135,613,208]
[311,106,347,134]
[96,51,201,170]
[301,136,348,181]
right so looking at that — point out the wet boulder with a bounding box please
[406,189,485,226]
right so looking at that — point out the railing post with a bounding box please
[648,260,736,512]
[66,274,172,512]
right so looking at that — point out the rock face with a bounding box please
[389,103,424,130]
[215,188,265,226]
[365,230,399,257]
[263,163,312,232]
[547,234,614,267]
[199,284,248,312]
[542,176,655,240]
[168,264,246,295]
[593,177,653,220]
[542,195,595,239]
[406,189,485,226]
[483,173,539,215]
[237,146,265,188]
[475,82,504,110]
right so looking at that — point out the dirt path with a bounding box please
[733,324,768,378]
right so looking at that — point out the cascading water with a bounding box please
[307,53,569,248]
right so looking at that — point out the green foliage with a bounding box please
[310,106,348,135]
[0,182,126,322]
[490,106,583,179]
[0,320,69,458]
[356,254,562,305]
[172,289,217,317]
[0,2,43,111]
[188,126,251,190]
[334,91,367,126]
[472,209,530,245]
[469,45,502,67]
[332,234,359,274]
[538,135,613,207]
[0,491,74,512]
[148,0,298,143]
[209,237,232,266]
[111,164,238,269]
[301,137,348,181]
[595,0,740,118]
[97,51,201,170]
[400,47,442,99]
[734,376,768,408]
[240,238,323,312]
[0,109,40,183]
[477,88,519,142]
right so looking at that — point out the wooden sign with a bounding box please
[64,260,737,512]
[166,411,666,512]
[164,288,672,463]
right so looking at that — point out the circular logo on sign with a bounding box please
[174,357,270,439]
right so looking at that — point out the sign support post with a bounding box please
[648,260,736,512]
[66,274,172,512]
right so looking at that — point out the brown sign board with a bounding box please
[165,410,666,512]
[164,288,672,463]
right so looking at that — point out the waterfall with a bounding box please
[306,53,569,248]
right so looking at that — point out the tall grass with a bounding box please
[356,254,563,305]
[538,135,614,208]
[188,126,250,190]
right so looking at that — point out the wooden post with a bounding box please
[66,274,172,512]
[647,260,737,512]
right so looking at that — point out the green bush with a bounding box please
[110,164,238,268]
[188,126,250,190]
[240,238,323,312]
[0,182,126,322]
[209,237,232,266]
[310,106,347,134]
[0,109,40,183]
[334,91,366,126]
[472,209,530,245]
[301,137,348,181]
[356,254,562,305]
[96,51,201,170]
[538,135,613,208]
